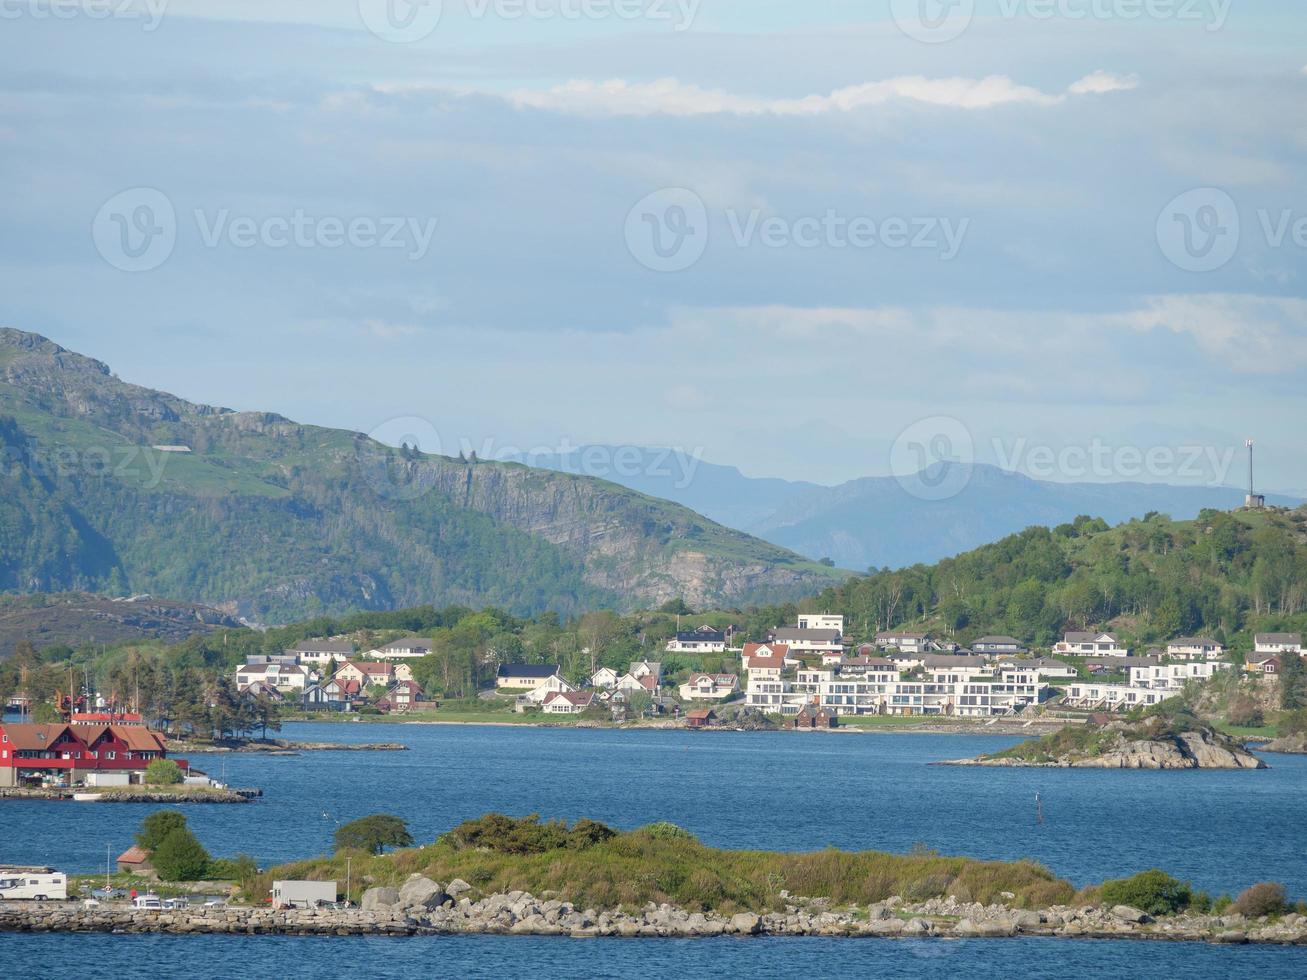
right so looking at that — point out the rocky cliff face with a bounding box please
[0,329,842,620]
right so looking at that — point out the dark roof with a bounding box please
[497,663,561,679]
[675,629,725,643]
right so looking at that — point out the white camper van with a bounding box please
[0,867,68,901]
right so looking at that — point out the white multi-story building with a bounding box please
[1053,631,1129,658]
[235,662,315,694]
[1166,636,1225,661]
[769,627,843,656]
[874,631,931,654]
[367,636,434,660]
[665,626,728,654]
[1128,661,1232,692]
[1062,683,1170,710]
[289,639,356,667]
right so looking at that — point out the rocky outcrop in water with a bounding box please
[948,725,1267,769]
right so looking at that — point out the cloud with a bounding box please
[487,72,1138,117]
[1119,294,1307,374]
[1067,70,1140,95]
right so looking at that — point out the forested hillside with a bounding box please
[811,509,1307,650]
[0,330,842,622]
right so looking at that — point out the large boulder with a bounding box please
[361,887,400,912]
[446,878,472,898]
[730,912,761,935]
[398,875,448,910]
[1111,905,1150,924]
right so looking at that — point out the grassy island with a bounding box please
[261,813,1074,912]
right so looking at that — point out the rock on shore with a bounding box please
[4,884,1307,946]
[1260,734,1307,754]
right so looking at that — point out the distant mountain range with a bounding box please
[518,448,1303,571]
[0,330,842,623]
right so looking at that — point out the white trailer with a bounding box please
[272,879,337,909]
[0,866,68,901]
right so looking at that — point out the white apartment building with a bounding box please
[1128,661,1232,692]
[1166,636,1225,661]
[1053,631,1129,658]
[1255,633,1303,655]
[796,614,844,633]
[1062,683,1169,710]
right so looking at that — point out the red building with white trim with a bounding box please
[0,722,186,788]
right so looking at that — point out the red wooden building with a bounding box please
[0,722,185,788]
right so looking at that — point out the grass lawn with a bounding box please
[837,715,945,728]
[1215,722,1281,739]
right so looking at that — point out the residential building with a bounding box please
[320,677,363,707]
[333,660,395,691]
[376,680,427,714]
[541,690,594,715]
[616,672,660,696]
[768,627,843,656]
[0,723,184,788]
[590,667,620,689]
[665,625,728,654]
[628,661,663,682]
[288,639,355,667]
[874,631,931,654]
[796,613,844,633]
[1246,653,1283,675]
[368,636,434,661]
[1254,633,1303,655]
[885,650,927,671]
[1062,683,1169,710]
[791,702,838,729]
[497,664,563,689]
[235,662,314,694]
[1052,631,1129,658]
[742,643,790,711]
[116,846,154,877]
[971,636,1026,655]
[524,674,577,704]
[1166,636,1225,661]
[678,673,739,701]
[994,656,1077,679]
[1129,661,1232,692]
[920,655,990,680]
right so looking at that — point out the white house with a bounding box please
[235,662,314,694]
[1166,636,1225,661]
[368,636,434,660]
[615,672,660,696]
[769,627,843,656]
[289,639,356,667]
[874,631,931,654]
[333,660,396,690]
[678,673,740,701]
[627,661,663,682]
[971,636,1026,655]
[541,690,594,715]
[1053,631,1129,658]
[590,667,620,689]
[525,674,577,704]
[1255,633,1303,655]
[496,664,562,689]
[665,625,727,654]
[743,643,790,711]
[796,613,844,633]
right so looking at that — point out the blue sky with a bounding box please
[1,1,1305,491]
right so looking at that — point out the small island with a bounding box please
[5,813,1306,946]
[945,706,1266,770]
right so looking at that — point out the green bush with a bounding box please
[145,759,184,785]
[641,822,697,843]
[1232,882,1286,918]
[1098,869,1192,915]
[152,827,211,882]
[442,813,616,855]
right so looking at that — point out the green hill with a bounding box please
[0,329,843,622]
[810,509,1307,650]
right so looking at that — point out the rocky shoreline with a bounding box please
[5,882,1307,946]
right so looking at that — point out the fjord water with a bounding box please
[3,721,1306,897]
[5,933,1307,980]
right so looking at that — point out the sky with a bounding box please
[1,1,1305,492]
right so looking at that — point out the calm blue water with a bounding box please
[2,721,1305,899]
[3,933,1305,979]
